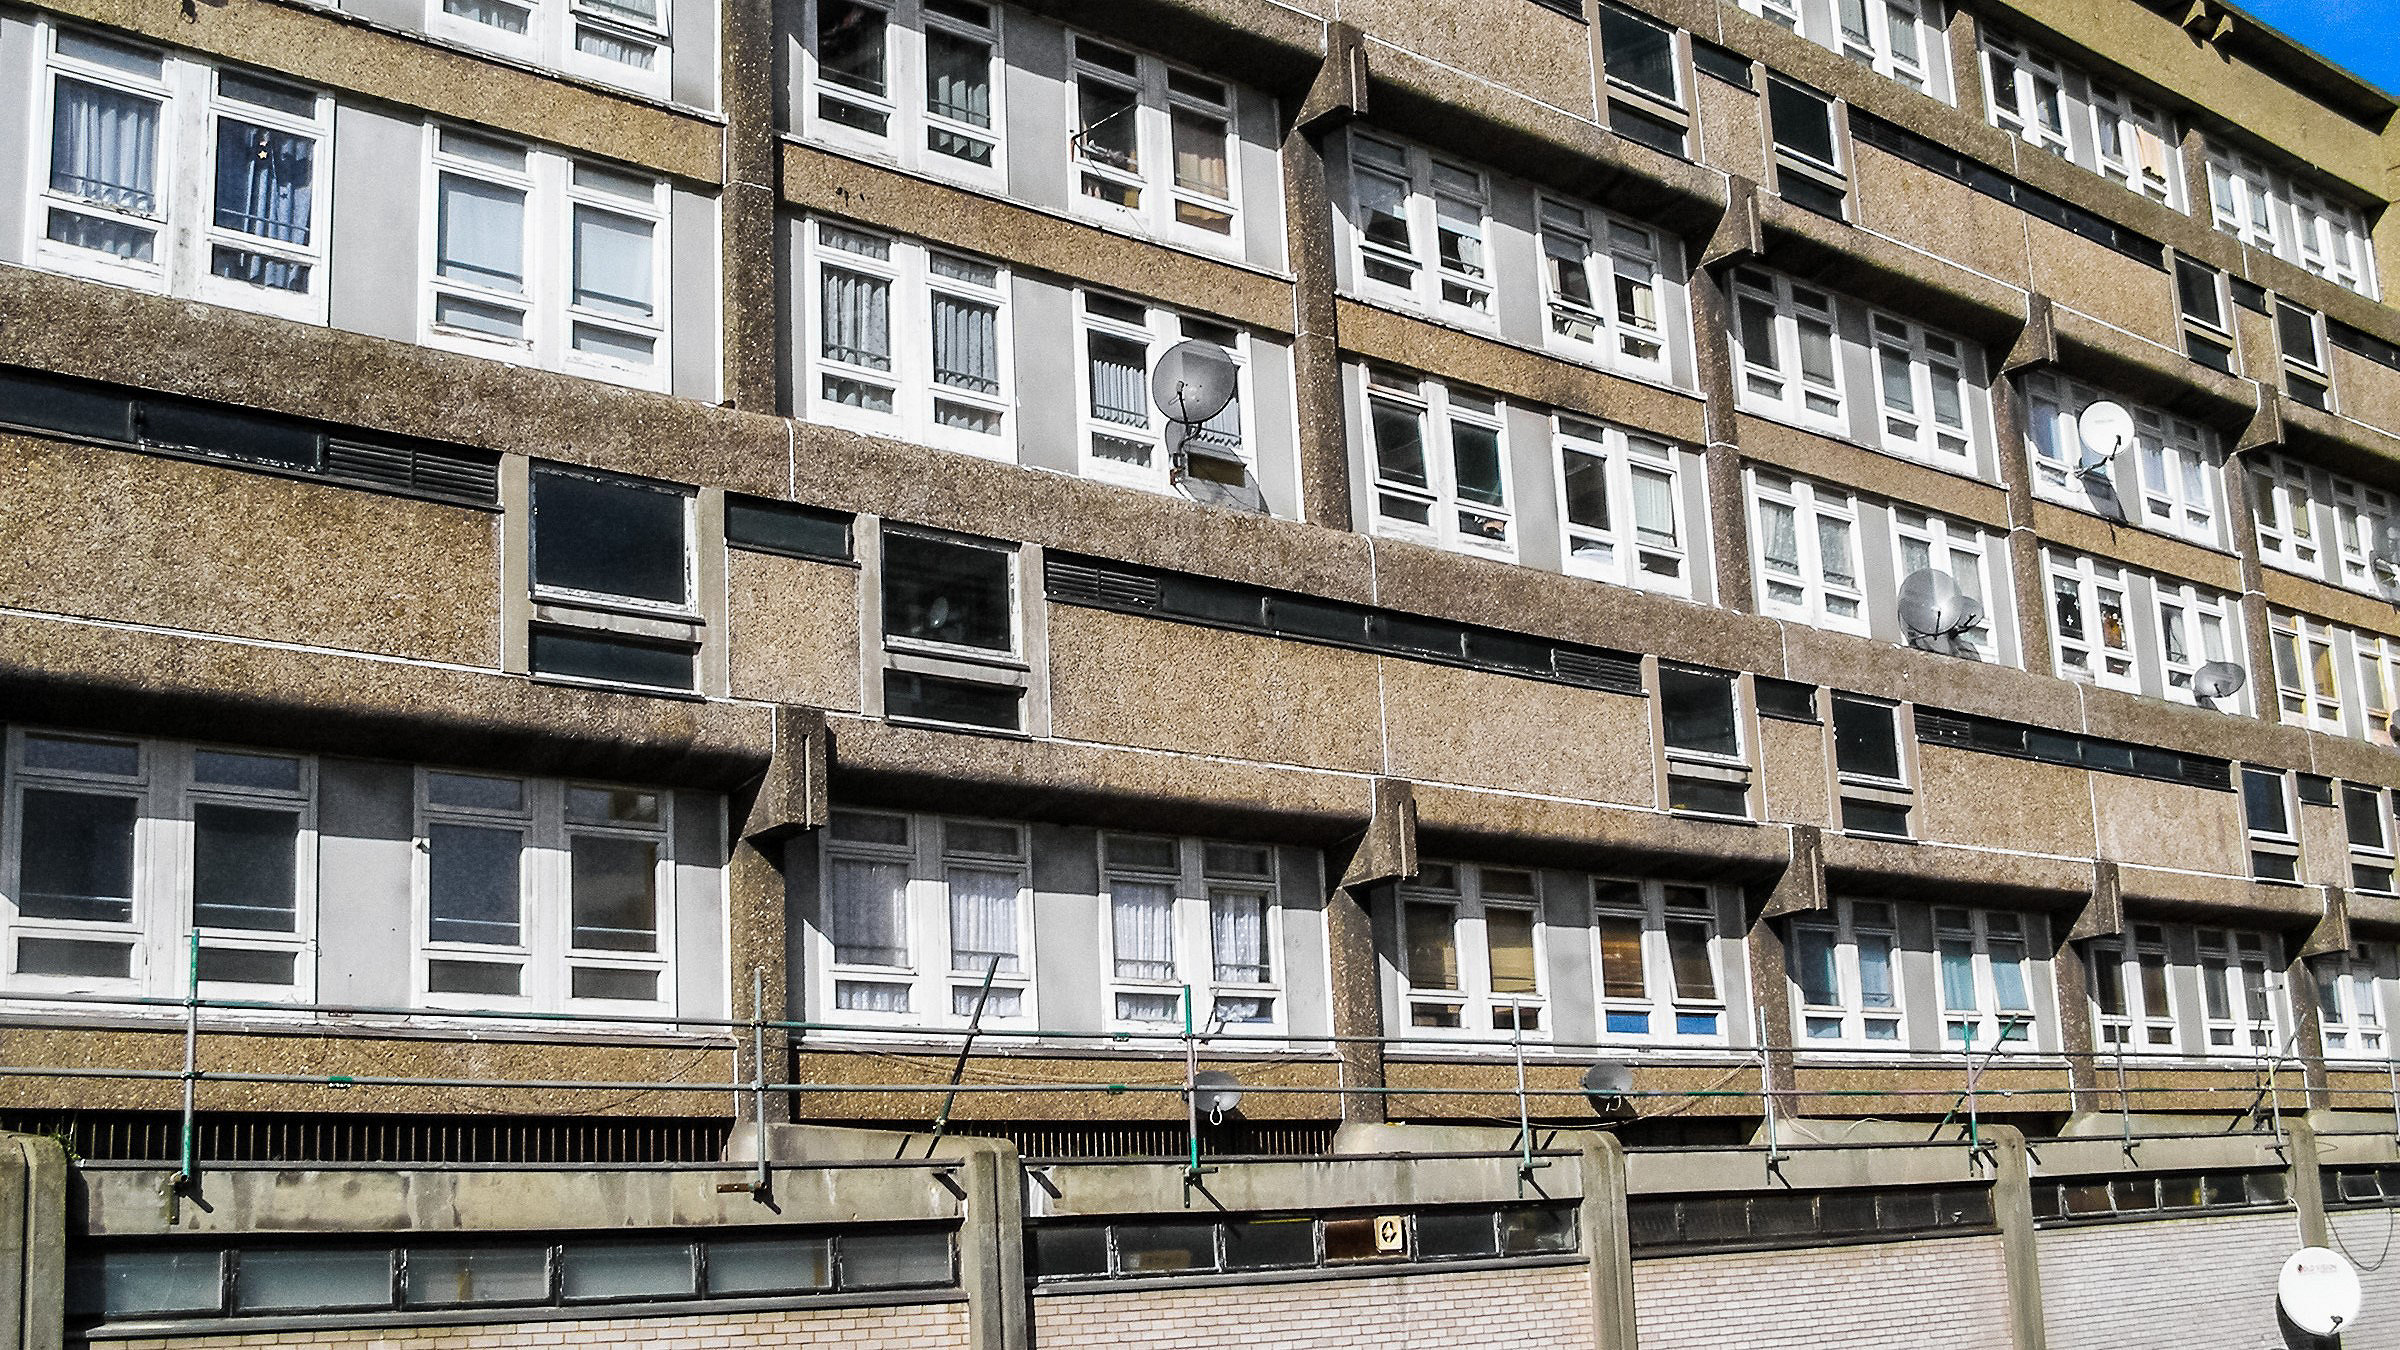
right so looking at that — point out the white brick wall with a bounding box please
[107,1302,970,1349]
[1631,1235,2012,1350]
[1032,1262,1592,1348]
[2329,1210,2400,1349]
[2038,1211,2302,1350]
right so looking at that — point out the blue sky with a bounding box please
[2237,0,2400,96]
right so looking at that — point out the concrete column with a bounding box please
[1,1134,67,1350]
[1329,880,1390,1125]
[1283,25,1364,532]
[1691,263,1754,613]
[1988,369,2052,666]
[2220,434,2279,701]
[1569,1130,1638,1350]
[957,1137,1029,1350]
[718,0,782,412]
[1750,825,1823,1104]
[1985,1125,2048,1350]
[736,707,829,1123]
[1944,7,1986,115]
[2059,863,2121,1108]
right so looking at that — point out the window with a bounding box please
[804,0,1003,187]
[1398,862,1544,1036]
[2278,301,2332,411]
[1033,1205,1575,1283]
[2318,943,2389,1058]
[1362,369,1513,559]
[2045,550,2235,704]
[1787,898,1901,1045]
[425,129,670,389]
[1892,508,2000,662]
[2358,635,2400,746]
[1347,133,1491,319]
[1598,4,1690,155]
[805,221,1011,456]
[528,464,697,691]
[2328,476,2397,595]
[1832,696,1911,837]
[2250,453,2322,575]
[2088,923,2175,1051]
[2243,767,2299,883]
[2194,928,2282,1053]
[1751,471,1865,635]
[1101,834,1282,1031]
[1980,29,2180,208]
[1660,666,1751,817]
[1078,295,1251,495]
[879,527,1025,732]
[1554,418,1690,596]
[3,731,315,1002]
[2022,373,2222,546]
[1743,0,1946,96]
[32,27,332,322]
[2210,147,2379,299]
[818,810,1032,1025]
[1868,312,1977,469]
[2345,784,2393,893]
[1935,908,2039,1052]
[1591,879,1735,1043]
[2269,612,2344,733]
[2035,1171,2287,1225]
[1069,35,1241,246]
[1536,198,1674,382]
[1766,79,1846,219]
[417,771,677,1013]
[431,0,671,95]
[2175,257,2235,375]
[2151,578,2239,708]
[1731,268,1843,431]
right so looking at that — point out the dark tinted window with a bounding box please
[882,530,1014,652]
[1660,667,1738,757]
[1832,697,1900,781]
[1767,80,1836,167]
[2176,259,2225,329]
[726,495,852,561]
[1840,800,1910,836]
[2278,303,2322,366]
[1755,677,1818,722]
[884,671,1021,730]
[1600,5,1677,102]
[530,628,695,690]
[532,467,690,606]
[2243,768,2289,836]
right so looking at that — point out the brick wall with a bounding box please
[1630,1235,2012,1350]
[2330,1209,2400,1349]
[105,1302,970,1349]
[2038,1211,2301,1349]
[1031,1262,1592,1348]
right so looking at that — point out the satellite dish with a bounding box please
[2278,1247,2361,1337]
[2372,519,2400,589]
[1150,340,1239,426]
[1190,1070,1242,1124]
[1582,1061,1634,1116]
[1897,569,1986,660]
[2075,401,2137,476]
[2191,660,2247,708]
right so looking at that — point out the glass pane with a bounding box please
[50,77,160,214]
[829,857,910,966]
[1451,420,1505,507]
[1832,699,1899,780]
[192,750,301,792]
[932,293,1000,395]
[882,532,1013,652]
[235,1248,392,1312]
[949,866,1021,975]
[1416,1210,1498,1258]
[24,734,139,776]
[569,835,657,952]
[1666,918,1716,1001]
[925,28,992,128]
[1769,81,1836,164]
[817,0,888,94]
[1659,668,1738,757]
[1076,76,1140,175]
[1085,330,1148,427]
[18,789,136,924]
[1601,7,1676,99]
[572,206,654,320]
[1561,447,1611,534]
[18,936,133,978]
[1791,925,1838,1006]
[1029,1227,1109,1280]
[1171,108,1230,202]
[1223,1217,1314,1270]
[192,804,299,932]
[560,1242,693,1301]
[404,1247,549,1306]
[1859,934,1895,1008]
[841,1231,953,1288]
[436,173,525,291]
[70,1249,221,1319]
[427,823,522,946]
[1115,1222,1215,1274]
[1597,913,1647,1001]
[1486,907,1539,995]
[1939,937,1976,1012]
[820,265,892,371]
[531,468,688,606]
[708,1236,832,1295]
[1405,900,1460,991]
[1371,399,1428,488]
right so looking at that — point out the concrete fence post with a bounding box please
[1569,1131,1638,1350]
[958,1137,1028,1350]
[2286,1116,2331,1247]
[1986,1125,2048,1350]
[2,1134,68,1350]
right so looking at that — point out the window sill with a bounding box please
[524,670,705,701]
[534,600,703,640]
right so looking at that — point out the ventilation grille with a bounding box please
[937,1119,1338,1162]
[3,1111,731,1166]
[1551,649,1645,695]
[325,438,501,504]
[1044,558,1164,611]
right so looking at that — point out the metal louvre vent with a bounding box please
[1914,710,1978,746]
[1552,649,1644,695]
[1044,557,1164,611]
[0,1111,731,1165]
[325,438,500,505]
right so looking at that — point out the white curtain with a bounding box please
[1760,499,1801,575]
[436,172,526,291]
[1086,332,1148,427]
[931,294,999,394]
[946,867,1019,975]
[835,980,910,1013]
[926,30,993,128]
[1110,879,1176,982]
[819,266,890,370]
[829,858,908,967]
[1631,466,1677,547]
[444,0,532,33]
[1171,108,1228,198]
[1816,515,1856,588]
[574,25,657,69]
[573,206,654,319]
[1209,889,1268,984]
[51,78,158,212]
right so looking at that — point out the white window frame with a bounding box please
[1933,907,2042,1053]
[421,126,672,391]
[2205,147,2383,299]
[2318,942,2390,1060]
[803,219,1014,459]
[2,730,319,1007]
[815,810,1035,1031]
[2045,550,2138,694]
[430,0,672,98]
[28,24,334,323]
[2152,577,2241,709]
[1891,507,2003,662]
[2269,610,2346,734]
[1075,293,1253,496]
[1345,131,1494,323]
[1744,0,1947,97]
[1730,268,1845,434]
[1099,833,1285,1037]
[1750,469,1867,635]
[1361,368,1514,561]
[2194,927,2285,1056]
[1868,311,1978,471]
[412,771,678,1018]
[1787,897,1904,1048]
[2086,82,2181,208]
[1397,862,1546,1042]
[799,0,1005,191]
[2022,372,2222,547]
[2089,922,2178,1053]
[1535,196,1674,383]
[1981,28,2184,210]
[1590,878,1736,1046]
[2356,635,2400,746]
[2329,477,2398,595]
[1067,33,1243,252]
[1553,417,1692,598]
[2250,452,2323,577]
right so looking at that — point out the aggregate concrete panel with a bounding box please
[727,550,863,712]
[1044,607,1386,774]
[2088,773,2246,879]
[2260,564,2400,641]
[0,437,502,666]
[1757,715,1833,828]
[2333,348,2400,438]
[1735,413,2013,530]
[1691,71,1768,184]
[1346,0,1598,121]
[2030,222,2179,355]
[2027,501,2244,594]
[1852,143,2034,292]
[1915,744,2096,857]
[1376,660,1657,806]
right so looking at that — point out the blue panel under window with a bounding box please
[1606,1010,1651,1035]
[1675,1012,1719,1037]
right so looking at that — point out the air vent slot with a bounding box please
[1045,558,1163,611]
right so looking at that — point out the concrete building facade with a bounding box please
[2,0,2400,1341]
